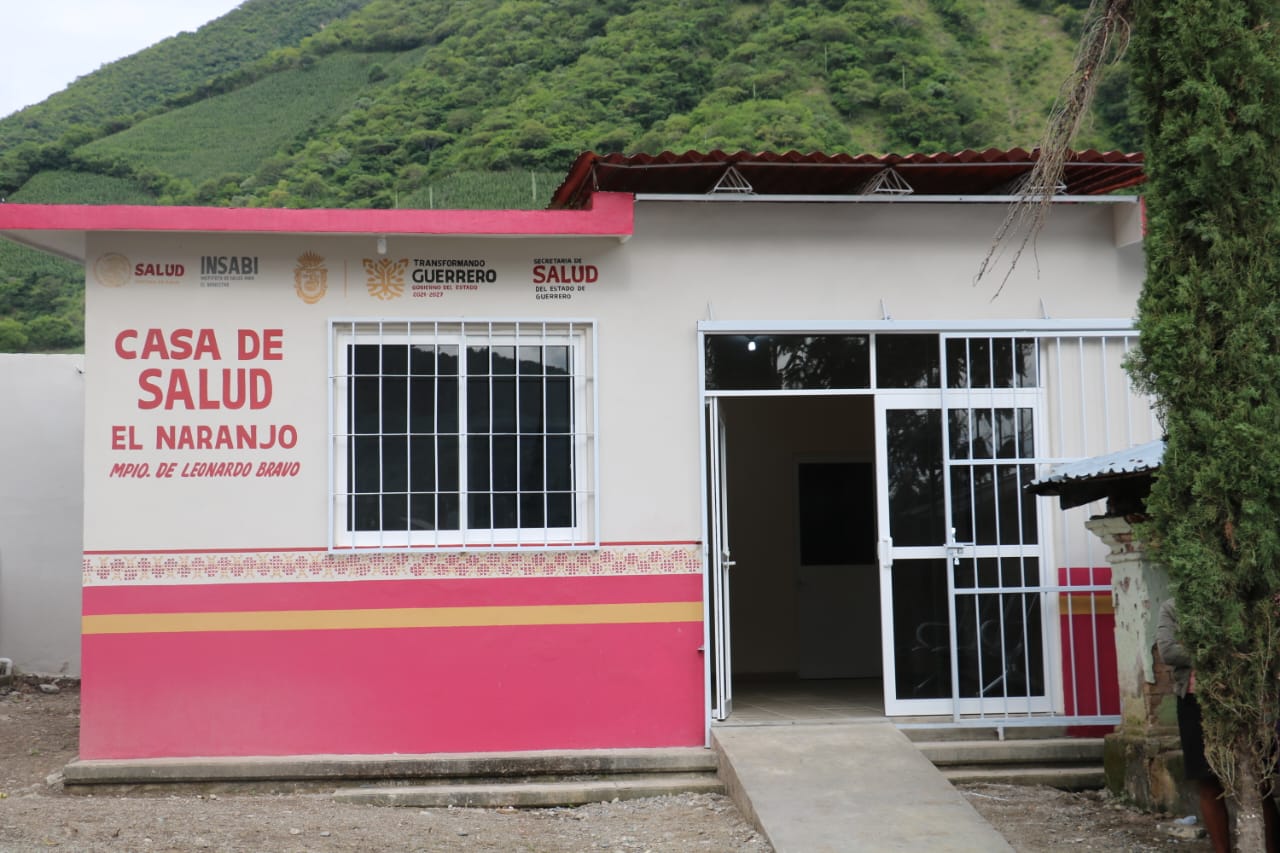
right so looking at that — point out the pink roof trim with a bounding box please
[0,191,634,237]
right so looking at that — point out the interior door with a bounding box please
[796,461,879,679]
[707,398,733,720]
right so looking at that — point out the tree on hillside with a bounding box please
[991,1,1280,849]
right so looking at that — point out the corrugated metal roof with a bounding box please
[550,148,1146,209]
[1029,439,1165,493]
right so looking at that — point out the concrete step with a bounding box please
[334,772,725,808]
[63,747,718,794]
[917,737,1104,766]
[898,724,1071,743]
[942,765,1105,790]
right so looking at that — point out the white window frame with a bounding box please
[330,319,597,551]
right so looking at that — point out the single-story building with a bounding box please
[0,149,1157,760]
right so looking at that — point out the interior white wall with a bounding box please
[0,354,84,675]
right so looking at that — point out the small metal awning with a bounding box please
[1028,439,1164,510]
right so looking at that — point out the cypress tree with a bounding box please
[1125,2,1280,849]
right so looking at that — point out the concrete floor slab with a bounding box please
[713,722,1014,853]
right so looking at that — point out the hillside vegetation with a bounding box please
[0,0,1133,351]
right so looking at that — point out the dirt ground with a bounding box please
[1,681,1213,852]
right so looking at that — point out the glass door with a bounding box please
[877,335,1051,717]
[707,398,733,720]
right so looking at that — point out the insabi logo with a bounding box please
[94,253,132,287]
[363,257,409,300]
[294,251,328,304]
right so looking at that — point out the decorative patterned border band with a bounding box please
[83,543,703,586]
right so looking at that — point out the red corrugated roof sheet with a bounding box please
[549,148,1145,209]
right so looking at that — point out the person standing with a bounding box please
[1157,597,1278,853]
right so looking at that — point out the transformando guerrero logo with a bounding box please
[362,257,409,300]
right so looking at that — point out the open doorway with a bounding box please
[714,395,883,722]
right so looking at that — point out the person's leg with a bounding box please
[1264,785,1279,853]
[1199,778,1231,853]
[1180,694,1231,851]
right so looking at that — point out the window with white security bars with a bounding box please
[331,320,596,550]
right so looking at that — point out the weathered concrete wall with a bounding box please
[0,354,84,675]
[1088,515,1194,815]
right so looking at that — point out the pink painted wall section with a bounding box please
[80,573,704,759]
[1058,566,1119,732]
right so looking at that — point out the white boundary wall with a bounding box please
[0,354,83,675]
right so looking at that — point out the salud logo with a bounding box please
[294,251,328,304]
[363,257,409,300]
[94,253,131,287]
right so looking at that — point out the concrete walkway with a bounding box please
[713,722,1014,852]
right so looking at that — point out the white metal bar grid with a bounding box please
[328,318,598,552]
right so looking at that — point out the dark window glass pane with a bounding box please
[381,345,408,376]
[1016,339,1038,387]
[466,344,488,374]
[798,462,875,565]
[381,377,408,434]
[519,377,543,431]
[955,592,1043,698]
[947,338,992,389]
[408,344,436,376]
[492,345,516,375]
[351,344,381,375]
[351,377,381,434]
[468,436,491,489]
[876,334,939,388]
[408,378,433,433]
[518,346,542,375]
[547,493,575,528]
[949,466,975,545]
[1017,409,1035,458]
[520,493,545,528]
[959,464,997,545]
[380,437,408,491]
[996,464,1037,544]
[467,377,490,432]
[492,436,517,490]
[408,436,436,491]
[948,409,972,460]
[705,335,870,390]
[375,493,408,531]
[351,494,382,530]
[519,436,545,490]
[885,409,944,546]
[546,378,571,433]
[437,493,460,530]
[492,493,518,528]
[546,437,572,491]
[546,345,570,373]
[468,493,491,529]
[350,436,382,493]
[893,559,951,699]
[491,377,517,433]
[437,345,459,376]
[994,409,1017,459]
[437,436,460,491]
[989,338,1011,388]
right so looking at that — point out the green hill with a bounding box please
[0,0,1133,351]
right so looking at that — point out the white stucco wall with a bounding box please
[0,354,84,675]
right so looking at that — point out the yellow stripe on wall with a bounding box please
[83,601,704,635]
[1058,593,1115,616]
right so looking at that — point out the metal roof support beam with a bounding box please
[708,166,754,194]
